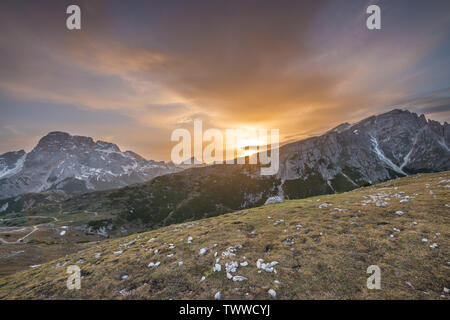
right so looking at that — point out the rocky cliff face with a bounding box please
[277,109,449,198]
[0,132,179,199]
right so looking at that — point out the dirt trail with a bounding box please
[0,226,38,244]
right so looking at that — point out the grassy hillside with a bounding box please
[0,172,449,299]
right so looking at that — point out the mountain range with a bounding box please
[0,132,179,200]
[0,109,448,235]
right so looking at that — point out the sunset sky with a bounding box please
[1,0,450,160]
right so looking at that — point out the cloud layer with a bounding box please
[1,0,450,159]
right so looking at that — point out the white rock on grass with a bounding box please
[214,291,221,300]
[187,236,193,244]
[240,261,248,267]
[318,203,330,209]
[422,238,428,243]
[257,259,278,272]
[121,275,128,280]
[94,252,102,259]
[167,253,174,258]
[264,196,283,205]
[178,261,183,267]
[60,230,66,236]
[225,261,239,273]
[430,243,439,249]
[200,276,206,282]
[232,276,248,282]
[148,261,160,268]
[113,250,123,255]
[213,264,222,272]
[394,211,404,216]
[199,248,209,256]
[376,201,388,207]
[274,280,280,284]
[268,289,277,298]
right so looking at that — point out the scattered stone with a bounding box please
[113,250,123,255]
[232,276,248,282]
[318,203,331,209]
[121,275,128,280]
[264,196,284,205]
[376,201,388,207]
[405,281,415,289]
[167,253,174,258]
[257,259,278,272]
[120,239,136,247]
[393,228,401,232]
[394,211,404,216]
[214,292,221,300]
[60,230,66,236]
[430,243,439,249]
[274,280,280,284]
[240,261,248,267]
[200,276,205,282]
[282,237,295,245]
[268,289,277,298]
[213,264,222,272]
[199,248,209,256]
[422,238,428,243]
[94,252,102,259]
[187,236,193,244]
[148,261,160,268]
[178,261,183,267]
[273,219,285,226]
[225,261,239,273]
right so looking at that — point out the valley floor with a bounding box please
[0,172,449,299]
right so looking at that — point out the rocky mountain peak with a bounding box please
[0,132,180,199]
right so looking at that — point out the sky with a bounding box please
[1,0,450,160]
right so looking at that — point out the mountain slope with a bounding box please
[0,132,180,199]
[1,171,448,299]
[278,109,450,199]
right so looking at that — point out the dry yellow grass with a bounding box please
[0,171,449,299]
